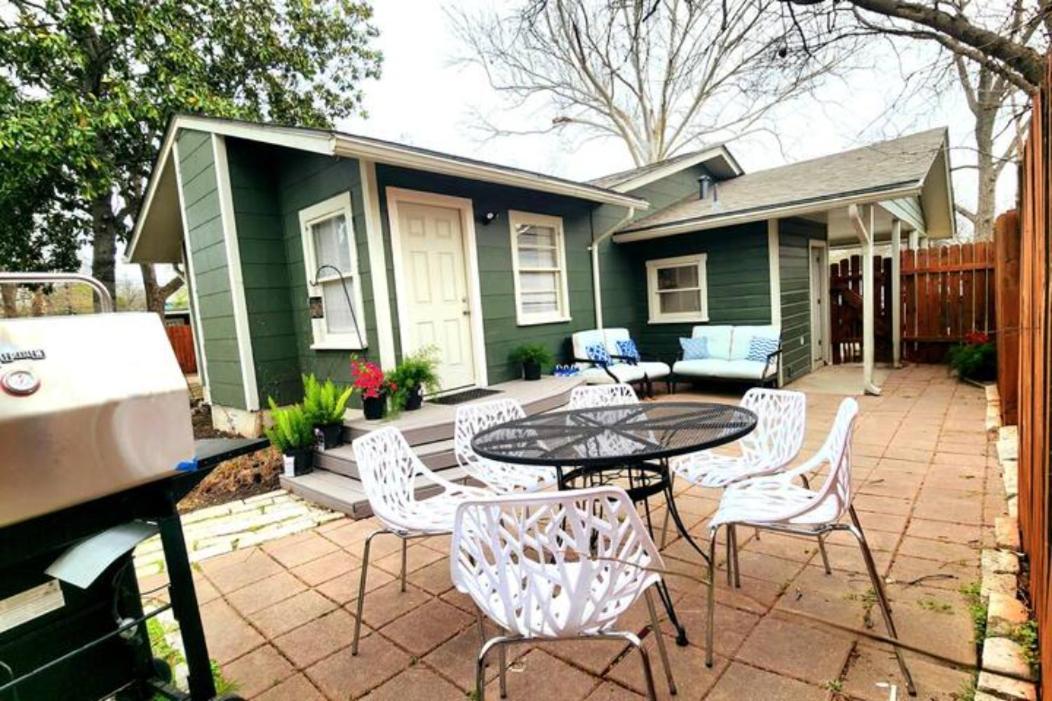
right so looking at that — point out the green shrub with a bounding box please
[510,343,554,367]
[264,398,315,453]
[947,341,996,382]
[388,346,441,413]
[302,373,353,426]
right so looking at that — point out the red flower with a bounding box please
[350,359,391,399]
[964,331,990,345]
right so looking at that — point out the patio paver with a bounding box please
[157,364,992,699]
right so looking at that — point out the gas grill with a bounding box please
[0,273,267,700]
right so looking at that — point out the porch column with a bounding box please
[908,229,920,250]
[891,219,902,368]
[848,204,882,395]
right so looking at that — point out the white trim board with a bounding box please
[384,187,488,389]
[359,160,396,369]
[767,219,782,328]
[807,239,832,368]
[212,134,260,412]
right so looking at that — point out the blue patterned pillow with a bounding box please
[747,335,780,362]
[679,337,709,360]
[615,339,640,361]
[585,342,611,367]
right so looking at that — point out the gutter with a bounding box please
[589,206,636,328]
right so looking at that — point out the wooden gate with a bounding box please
[829,254,893,364]
[165,324,197,374]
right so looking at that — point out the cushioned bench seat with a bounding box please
[672,325,781,387]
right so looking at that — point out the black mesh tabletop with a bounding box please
[471,402,757,467]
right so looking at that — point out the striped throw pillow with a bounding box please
[746,336,780,362]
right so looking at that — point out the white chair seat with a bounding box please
[670,451,780,489]
[673,358,771,380]
[637,360,671,379]
[580,363,646,384]
[472,456,558,491]
[710,477,840,530]
[455,398,557,494]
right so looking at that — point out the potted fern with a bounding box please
[510,343,553,381]
[264,399,315,476]
[302,374,353,448]
[389,346,441,412]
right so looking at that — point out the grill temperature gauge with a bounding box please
[2,369,40,396]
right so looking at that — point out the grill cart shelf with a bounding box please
[0,437,268,701]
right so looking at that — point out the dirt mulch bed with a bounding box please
[178,404,283,514]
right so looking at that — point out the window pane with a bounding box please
[521,290,559,314]
[312,215,352,274]
[656,264,698,291]
[659,289,701,314]
[517,224,556,248]
[321,279,359,334]
[520,270,558,293]
[519,246,558,268]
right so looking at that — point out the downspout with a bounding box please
[848,204,883,396]
[589,206,636,328]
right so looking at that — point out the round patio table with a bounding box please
[471,401,757,645]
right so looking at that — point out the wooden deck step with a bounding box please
[280,466,472,519]
[316,439,456,479]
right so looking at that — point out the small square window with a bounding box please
[646,255,709,324]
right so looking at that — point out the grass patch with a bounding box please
[1009,619,1039,674]
[959,581,987,642]
[918,597,954,614]
[954,672,978,701]
[148,617,237,697]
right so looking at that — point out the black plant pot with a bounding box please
[522,360,542,381]
[283,447,314,476]
[363,395,386,421]
[317,423,343,449]
[405,386,423,411]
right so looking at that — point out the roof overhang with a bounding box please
[607,145,743,193]
[128,114,648,263]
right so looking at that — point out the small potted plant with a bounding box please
[351,357,394,421]
[947,331,997,383]
[510,343,554,381]
[389,346,441,412]
[302,373,353,449]
[264,399,315,476]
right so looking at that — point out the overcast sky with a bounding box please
[119,0,1015,285]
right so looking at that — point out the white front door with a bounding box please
[810,244,827,368]
[396,201,477,391]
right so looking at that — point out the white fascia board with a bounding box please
[610,146,744,193]
[612,183,923,243]
[332,138,648,210]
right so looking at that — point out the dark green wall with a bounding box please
[599,221,772,360]
[177,130,246,409]
[374,165,598,384]
[779,217,827,383]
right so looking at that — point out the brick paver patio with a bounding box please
[171,365,997,700]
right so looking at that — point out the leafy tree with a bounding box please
[0,0,382,310]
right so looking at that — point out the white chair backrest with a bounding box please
[567,384,639,410]
[352,426,427,532]
[689,325,733,360]
[808,397,859,520]
[454,398,528,484]
[451,487,663,638]
[729,325,780,360]
[571,329,608,366]
[739,388,806,470]
[602,327,631,357]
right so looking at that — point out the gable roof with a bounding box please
[614,128,954,242]
[588,145,742,191]
[128,114,648,263]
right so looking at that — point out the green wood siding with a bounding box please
[177,129,245,408]
[375,165,598,384]
[599,221,772,360]
[779,217,827,383]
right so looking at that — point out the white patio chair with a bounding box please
[701,398,916,695]
[567,383,639,409]
[661,388,830,582]
[350,426,492,655]
[454,398,557,493]
[452,487,677,701]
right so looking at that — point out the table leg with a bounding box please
[660,459,711,564]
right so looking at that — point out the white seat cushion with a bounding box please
[672,358,732,377]
[580,363,646,385]
[722,360,773,380]
[637,360,670,379]
[689,326,733,360]
[729,325,780,360]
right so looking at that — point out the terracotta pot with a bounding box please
[363,395,386,421]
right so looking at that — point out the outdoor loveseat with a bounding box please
[571,328,673,397]
[672,325,782,388]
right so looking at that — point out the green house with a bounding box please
[129,115,954,436]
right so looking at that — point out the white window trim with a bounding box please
[298,192,368,350]
[508,210,572,326]
[646,253,710,324]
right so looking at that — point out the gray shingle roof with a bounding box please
[619,129,948,234]
[588,146,725,189]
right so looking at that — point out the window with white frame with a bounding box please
[299,192,367,349]
[646,254,709,324]
[509,210,571,325]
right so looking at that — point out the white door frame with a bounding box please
[385,186,488,388]
[808,239,832,368]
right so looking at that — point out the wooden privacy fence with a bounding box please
[1015,59,1052,700]
[165,324,197,374]
[828,242,996,364]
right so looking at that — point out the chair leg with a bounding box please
[731,525,742,589]
[498,641,508,698]
[705,526,718,668]
[620,632,658,701]
[800,475,832,575]
[400,538,408,593]
[644,587,677,696]
[352,529,384,656]
[848,507,916,696]
[725,527,734,586]
[475,636,511,701]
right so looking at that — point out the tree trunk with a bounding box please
[30,288,48,316]
[1,285,18,317]
[90,193,117,311]
[140,264,185,315]
[973,87,999,241]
